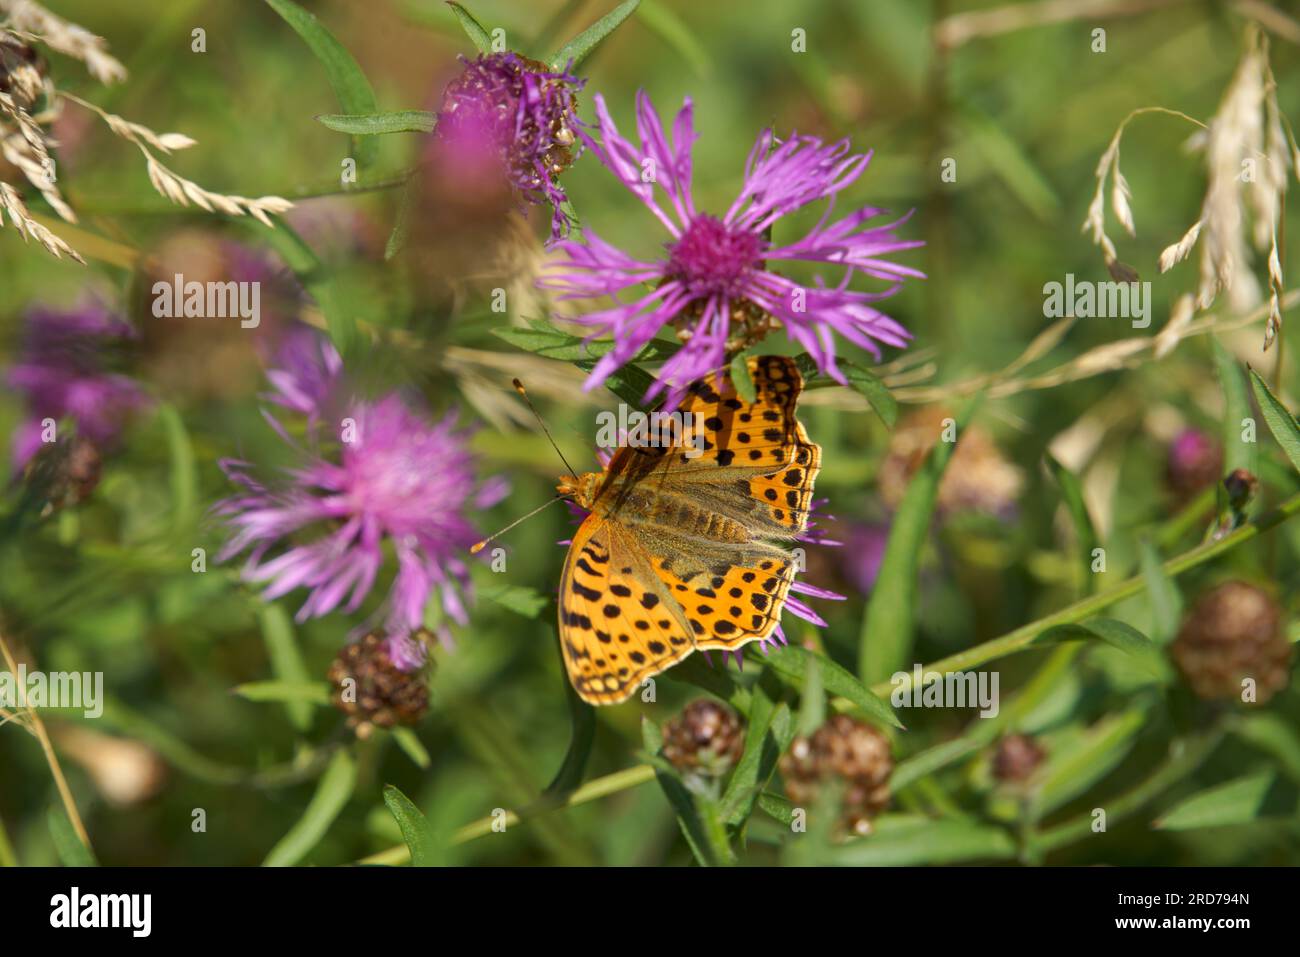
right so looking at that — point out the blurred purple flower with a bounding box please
[432,52,583,240]
[540,91,923,407]
[842,521,891,595]
[5,303,151,471]
[217,333,507,666]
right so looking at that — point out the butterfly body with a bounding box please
[556,355,821,705]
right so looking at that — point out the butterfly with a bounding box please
[556,355,821,705]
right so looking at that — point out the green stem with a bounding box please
[871,491,1300,698]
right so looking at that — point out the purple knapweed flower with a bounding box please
[431,51,583,240]
[217,331,508,668]
[541,91,924,407]
[5,303,151,471]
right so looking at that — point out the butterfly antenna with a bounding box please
[512,378,581,477]
[470,495,566,554]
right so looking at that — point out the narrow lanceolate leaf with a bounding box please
[1044,453,1098,595]
[447,2,493,54]
[547,0,641,72]
[232,680,331,706]
[1036,619,1169,680]
[731,351,757,404]
[1249,368,1300,473]
[257,604,314,731]
[159,403,197,534]
[824,816,1016,866]
[637,0,712,77]
[641,718,716,866]
[1137,540,1182,644]
[494,321,680,363]
[382,785,436,866]
[317,111,436,135]
[263,749,357,866]
[1155,771,1295,830]
[764,644,903,729]
[479,583,548,619]
[1212,339,1254,475]
[794,353,898,427]
[264,0,378,166]
[859,393,982,682]
[47,807,97,867]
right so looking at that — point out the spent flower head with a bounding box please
[431,51,583,241]
[541,91,923,407]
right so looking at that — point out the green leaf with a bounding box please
[390,727,431,768]
[576,359,657,411]
[637,0,711,77]
[547,0,641,72]
[259,222,356,355]
[263,749,357,866]
[1231,713,1300,784]
[824,816,1016,865]
[794,353,898,427]
[731,352,757,404]
[1249,368,1300,473]
[664,655,752,714]
[47,807,97,867]
[1155,771,1295,830]
[1036,619,1169,680]
[382,785,436,866]
[479,582,549,619]
[493,321,679,363]
[232,680,331,706]
[641,717,716,866]
[1030,707,1148,818]
[1212,338,1254,475]
[860,393,982,681]
[385,178,416,261]
[317,110,436,135]
[264,0,378,166]
[756,790,797,825]
[795,655,824,736]
[158,403,197,534]
[1138,540,1182,643]
[720,680,788,827]
[256,604,314,731]
[447,2,492,54]
[764,645,903,729]
[1044,453,1097,595]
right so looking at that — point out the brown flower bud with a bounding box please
[780,714,893,836]
[991,733,1046,783]
[661,699,745,777]
[327,632,430,737]
[1171,581,1292,704]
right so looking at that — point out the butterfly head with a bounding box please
[556,471,601,510]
